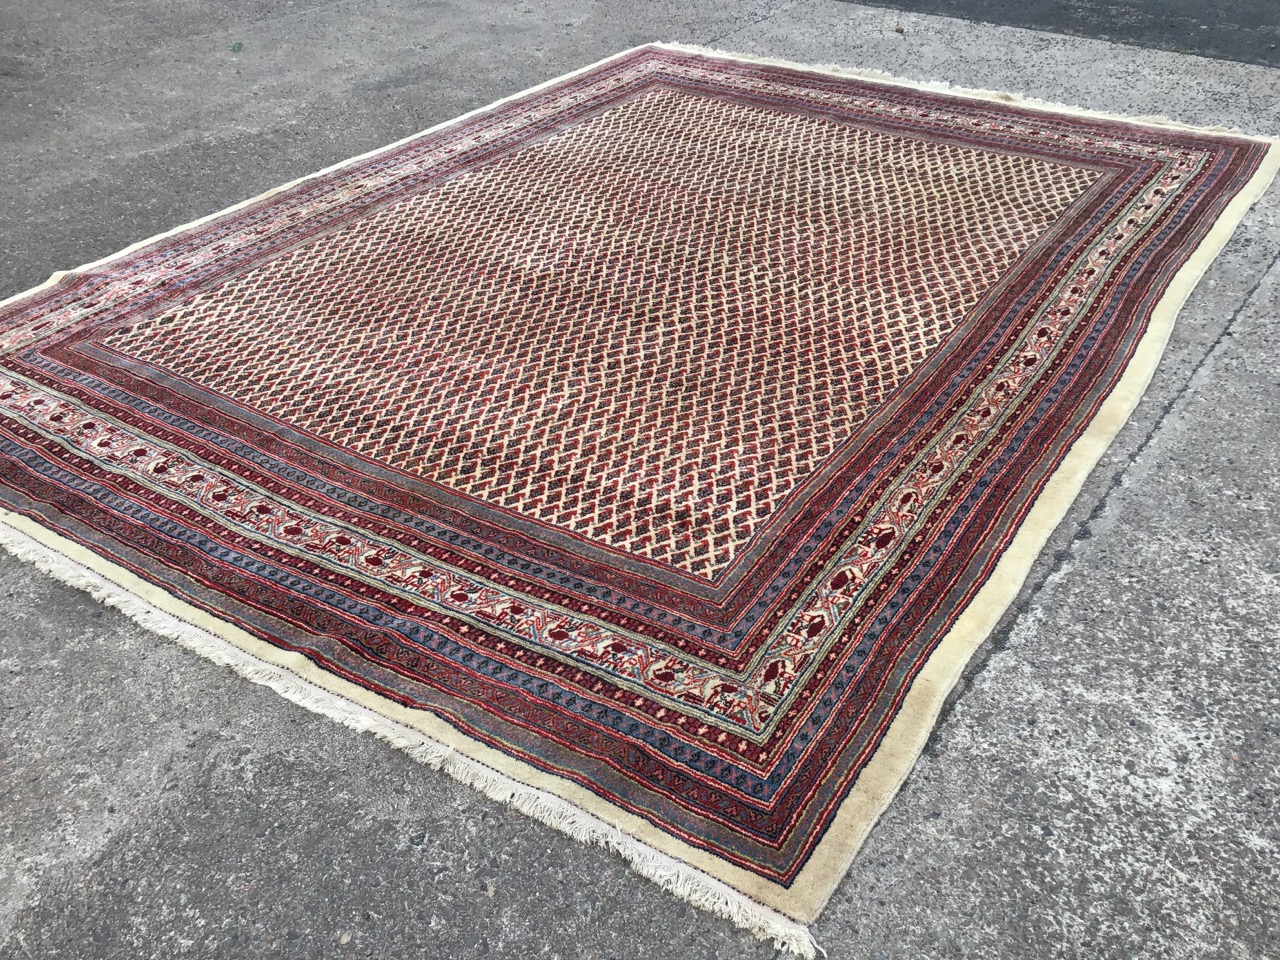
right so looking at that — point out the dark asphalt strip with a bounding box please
[838,0,1280,67]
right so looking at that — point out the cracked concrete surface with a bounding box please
[2,2,1278,958]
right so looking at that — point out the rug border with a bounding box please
[2,43,1277,958]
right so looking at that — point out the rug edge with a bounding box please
[11,40,1270,319]
[654,42,1280,142]
[0,44,658,314]
[769,86,1280,921]
[0,515,821,959]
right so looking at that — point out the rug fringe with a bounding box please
[0,518,819,958]
[653,43,1275,141]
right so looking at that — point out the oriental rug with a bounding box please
[1,43,1275,956]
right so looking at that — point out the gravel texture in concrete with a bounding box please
[2,2,1278,959]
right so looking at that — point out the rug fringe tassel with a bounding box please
[0,519,820,958]
[654,43,1265,139]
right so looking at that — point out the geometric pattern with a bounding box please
[102,87,1098,578]
[1,45,1271,934]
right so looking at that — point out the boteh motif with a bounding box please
[0,44,1273,950]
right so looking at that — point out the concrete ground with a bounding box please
[2,2,1278,958]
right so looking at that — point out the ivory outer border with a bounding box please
[2,42,1277,958]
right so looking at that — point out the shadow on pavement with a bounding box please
[839,0,1280,67]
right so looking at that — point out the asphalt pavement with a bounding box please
[843,0,1280,67]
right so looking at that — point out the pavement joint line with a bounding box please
[923,237,1280,750]
[1066,241,1280,551]
[704,0,804,47]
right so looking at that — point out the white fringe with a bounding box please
[0,519,819,958]
[654,42,1273,140]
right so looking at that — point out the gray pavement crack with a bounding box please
[925,241,1280,750]
[704,0,801,47]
